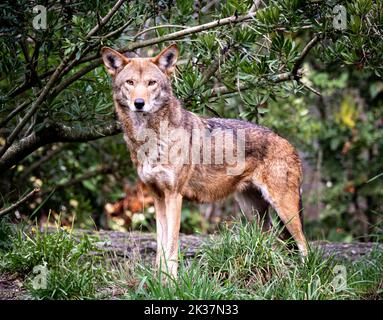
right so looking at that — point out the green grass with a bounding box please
[0,217,16,252]
[128,259,236,300]
[0,218,382,300]
[117,221,383,300]
[0,220,109,299]
[347,250,383,299]
[201,222,296,285]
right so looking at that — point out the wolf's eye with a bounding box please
[126,80,134,86]
[148,80,157,86]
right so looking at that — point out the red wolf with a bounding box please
[101,44,308,278]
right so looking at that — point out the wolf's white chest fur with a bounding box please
[137,138,177,189]
[138,162,176,188]
[126,113,177,188]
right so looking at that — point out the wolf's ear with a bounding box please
[101,47,129,76]
[153,44,179,75]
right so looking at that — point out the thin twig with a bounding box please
[20,144,66,180]
[86,0,126,38]
[133,25,188,40]
[297,79,322,96]
[211,70,301,97]
[101,18,134,39]
[120,11,258,52]
[0,100,32,129]
[0,188,40,218]
[249,0,262,12]
[291,35,320,78]
[201,45,231,83]
[50,60,102,98]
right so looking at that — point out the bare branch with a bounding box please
[20,144,66,180]
[101,18,134,39]
[120,12,258,52]
[133,25,188,40]
[86,0,126,38]
[0,100,32,129]
[249,0,262,12]
[201,44,231,83]
[50,60,102,98]
[211,70,302,97]
[298,79,322,96]
[0,188,40,219]
[0,121,121,173]
[292,35,320,78]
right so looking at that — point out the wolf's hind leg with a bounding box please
[255,179,308,257]
[235,187,272,231]
[274,198,307,257]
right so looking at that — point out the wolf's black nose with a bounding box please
[134,98,145,110]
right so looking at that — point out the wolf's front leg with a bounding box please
[164,192,183,278]
[154,197,167,270]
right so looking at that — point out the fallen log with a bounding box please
[70,229,382,263]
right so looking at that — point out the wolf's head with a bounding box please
[101,44,178,113]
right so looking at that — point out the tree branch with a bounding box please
[297,79,322,96]
[0,188,40,219]
[0,100,32,129]
[211,70,302,97]
[0,0,127,159]
[20,144,66,180]
[101,18,134,39]
[133,25,188,40]
[120,11,258,52]
[7,69,54,98]
[201,44,231,83]
[0,121,122,173]
[86,0,126,38]
[50,60,102,98]
[211,35,320,98]
[0,60,69,159]
[292,35,320,78]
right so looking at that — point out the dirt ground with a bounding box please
[0,273,27,300]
